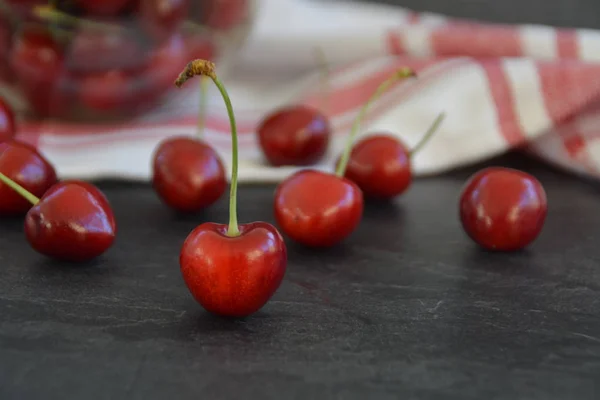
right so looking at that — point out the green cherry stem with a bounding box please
[0,172,40,205]
[409,112,446,157]
[197,77,209,138]
[175,60,240,237]
[335,67,416,177]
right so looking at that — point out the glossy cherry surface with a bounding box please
[0,97,16,142]
[257,105,330,166]
[24,181,117,262]
[274,170,363,247]
[75,0,131,16]
[459,167,548,252]
[152,137,226,212]
[340,134,411,199]
[180,222,287,317]
[0,141,57,215]
[139,0,189,42]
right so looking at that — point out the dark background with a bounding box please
[360,0,600,28]
[2,1,600,399]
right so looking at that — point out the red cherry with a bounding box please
[459,167,548,252]
[24,181,117,262]
[75,0,131,16]
[274,170,363,247]
[142,34,188,95]
[0,97,16,142]
[66,28,147,74]
[78,70,136,112]
[180,222,286,317]
[340,112,444,200]
[9,27,67,117]
[175,59,287,317]
[257,105,331,166]
[152,137,226,212]
[139,0,189,42]
[0,140,57,215]
[340,135,411,199]
[9,27,63,85]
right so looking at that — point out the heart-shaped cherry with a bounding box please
[75,0,131,16]
[0,173,117,262]
[257,105,331,166]
[273,68,416,247]
[0,96,16,142]
[338,113,445,200]
[0,140,57,215]
[176,59,287,317]
[459,167,547,252]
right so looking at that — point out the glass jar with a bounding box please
[0,0,255,122]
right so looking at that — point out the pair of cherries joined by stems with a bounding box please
[0,99,116,262]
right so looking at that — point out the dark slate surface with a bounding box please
[1,152,600,400]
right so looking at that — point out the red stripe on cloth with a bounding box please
[480,61,526,145]
[301,58,439,115]
[431,25,523,58]
[386,31,406,55]
[536,62,600,125]
[556,30,580,59]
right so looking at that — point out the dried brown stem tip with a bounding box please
[175,60,217,88]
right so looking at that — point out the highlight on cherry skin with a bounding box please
[175,59,287,318]
[459,166,548,252]
[0,172,117,262]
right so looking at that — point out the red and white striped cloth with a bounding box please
[7,0,600,181]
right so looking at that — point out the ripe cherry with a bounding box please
[0,174,117,262]
[0,97,16,142]
[0,140,57,215]
[339,113,445,200]
[152,137,226,213]
[177,60,287,317]
[75,0,131,16]
[78,70,136,112]
[459,167,547,252]
[257,105,331,166]
[9,27,66,117]
[139,0,189,42]
[273,68,416,247]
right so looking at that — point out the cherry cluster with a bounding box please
[0,58,548,320]
[0,0,248,119]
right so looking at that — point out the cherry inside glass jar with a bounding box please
[0,0,253,122]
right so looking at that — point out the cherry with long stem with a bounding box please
[336,68,448,200]
[335,67,416,178]
[177,59,287,317]
[176,60,239,236]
